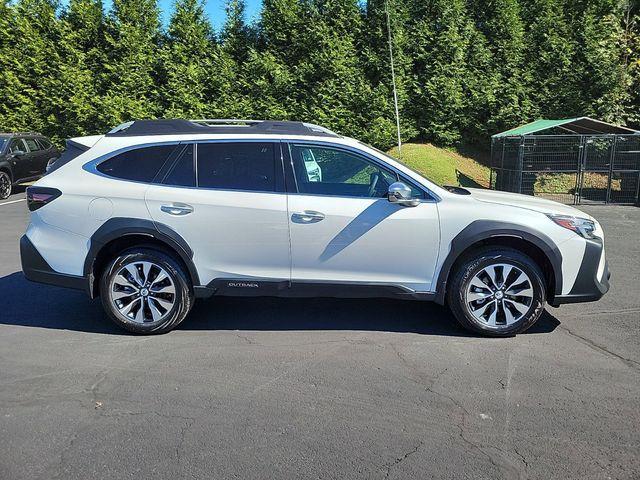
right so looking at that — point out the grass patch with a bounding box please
[388,143,490,188]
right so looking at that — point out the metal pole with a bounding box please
[517,137,525,194]
[606,135,616,204]
[576,136,585,205]
[489,138,494,188]
[385,0,402,155]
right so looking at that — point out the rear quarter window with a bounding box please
[37,138,52,150]
[97,145,177,183]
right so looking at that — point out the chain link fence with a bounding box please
[490,135,640,205]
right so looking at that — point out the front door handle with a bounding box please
[291,210,325,223]
[161,203,194,216]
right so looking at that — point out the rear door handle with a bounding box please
[291,210,325,223]
[161,203,194,216]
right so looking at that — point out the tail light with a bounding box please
[26,187,62,211]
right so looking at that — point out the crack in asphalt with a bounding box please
[382,442,423,479]
[514,446,530,469]
[175,416,196,478]
[86,370,109,412]
[558,325,640,372]
[561,307,640,318]
[390,343,526,479]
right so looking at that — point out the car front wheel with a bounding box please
[447,248,546,336]
[99,248,194,334]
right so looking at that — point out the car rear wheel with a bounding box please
[0,171,12,200]
[100,248,194,334]
[447,248,546,336]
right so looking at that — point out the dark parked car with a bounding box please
[0,133,60,200]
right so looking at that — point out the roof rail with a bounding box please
[0,131,43,136]
[302,122,339,136]
[105,119,341,138]
[190,119,263,126]
[108,121,135,134]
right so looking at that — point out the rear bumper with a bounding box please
[20,235,87,292]
[550,237,610,306]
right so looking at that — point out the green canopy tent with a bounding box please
[492,117,638,138]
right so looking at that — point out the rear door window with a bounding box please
[24,138,41,152]
[196,142,278,192]
[97,144,178,183]
[163,144,195,187]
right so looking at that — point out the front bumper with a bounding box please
[20,235,87,292]
[550,237,610,306]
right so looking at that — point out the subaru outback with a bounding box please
[20,119,609,335]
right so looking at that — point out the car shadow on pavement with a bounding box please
[0,271,560,337]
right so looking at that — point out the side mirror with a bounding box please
[388,182,419,207]
[11,150,25,158]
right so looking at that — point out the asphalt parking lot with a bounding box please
[0,188,638,480]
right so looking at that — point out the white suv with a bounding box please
[20,119,609,335]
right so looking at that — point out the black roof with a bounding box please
[105,119,340,138]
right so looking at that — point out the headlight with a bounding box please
[547,214,598,239]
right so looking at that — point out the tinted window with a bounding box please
[290,144,399,198]
[9,139,26,153]
[37,138,52,150]
[163,144,195,187]
[197,142,276,191]
[9,139,26,154]
[24,138,41,152]
[47,141,86,173]
[97,144,177,182]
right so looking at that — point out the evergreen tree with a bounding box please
[0,0,31,132]
[406,0,474,145]
[100,0,162,126]
[298,0,392,146]
[211,0,256,118]
[0,0,638,150]
[239,0,310,120]
[364,0,417,147]
[468,0,530,138]
[3,0,65,142]
[567,0,629,123]
[221,0,253,64]
[54,0,106,138]
[521,0,580,118]
[621,0,639,127]
[159,0,214,118]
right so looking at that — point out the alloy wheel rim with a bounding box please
[0,173,10,198]
[109,261,176,324]
[465,263,534,328]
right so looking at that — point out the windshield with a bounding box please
[0,138,7,153]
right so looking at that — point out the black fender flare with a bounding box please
[434,220,563,304]
[84,217,200,297]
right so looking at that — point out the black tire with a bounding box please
[446,247,546,337]
[0,171,12,200]
[99,248,194,334]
